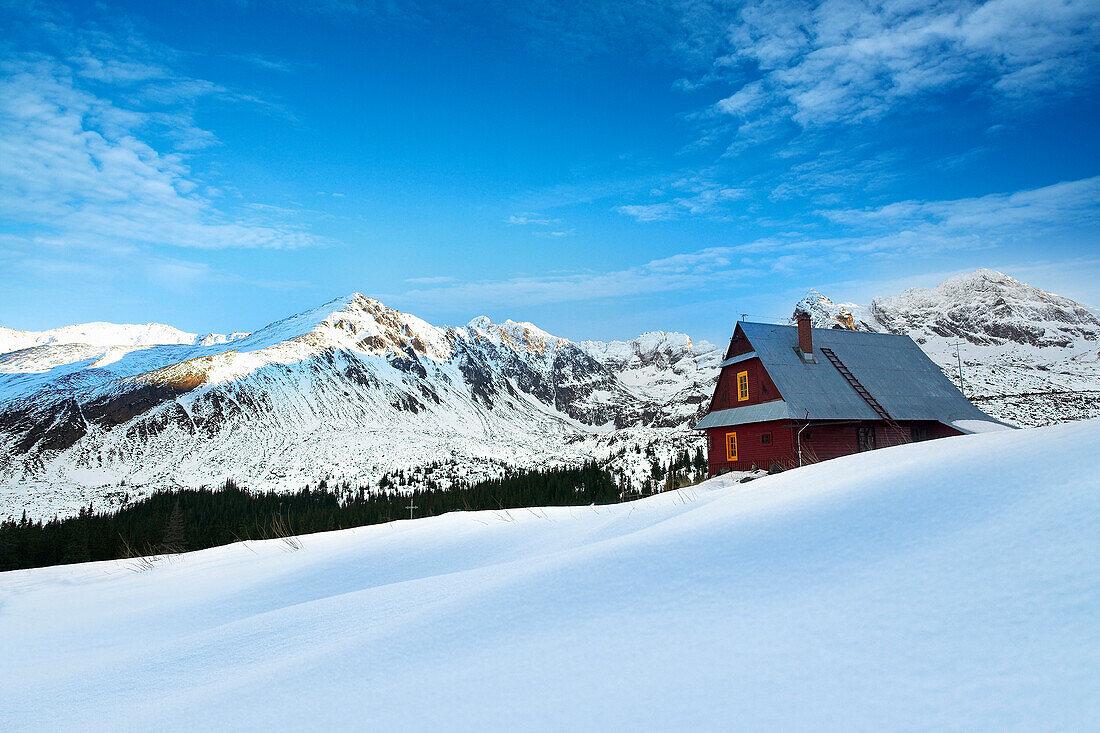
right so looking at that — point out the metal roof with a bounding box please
[717,351,758,368]
[696,322,1001,428]
[694,401,793,429]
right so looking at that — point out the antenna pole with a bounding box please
[952,340,966,396]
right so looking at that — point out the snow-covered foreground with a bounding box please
[3,421,1099,731]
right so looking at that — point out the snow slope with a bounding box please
[2,420,1097,731]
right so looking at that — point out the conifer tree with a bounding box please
[160,501,187,554]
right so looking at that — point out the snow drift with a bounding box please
[2,419,1097,730]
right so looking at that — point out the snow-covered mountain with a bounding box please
[3,268,1097,519]
[0,295,718,518]
[0,322,248,353]
[793,269,1100,427]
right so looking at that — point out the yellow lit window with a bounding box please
[726,432,738,461]
[737,371,749,402]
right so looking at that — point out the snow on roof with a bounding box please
[708,322,1000,426]
[950,419,1014,434]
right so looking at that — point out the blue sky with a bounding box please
[1,0,1098,344]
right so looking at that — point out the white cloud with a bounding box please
[720,0,1100,131]
[715,80,767,117]
[821,176,1100,237]
[230,52,298,73]
[392,247,763,307]
[0,38,326,255]
[399,175,1100,307]
[507,212,574,236]
[615,1,1100,222]
[506,213,556,226]
[12,248,310,294]
[616,178,748,222]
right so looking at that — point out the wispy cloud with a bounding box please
[229,52,299,73]
[616,0,1100,221]
[506,211,572,236]
[717,0,1100,133]
[507,213,557,226]
[13,250,310,294]
[391,247,763,308]
[394,176,1100,307]
[405,275,458,284]
[0,15,328,257]
[821,176,1100,238]
[616,178,749,222]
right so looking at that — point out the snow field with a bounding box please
[2,419,1098,730]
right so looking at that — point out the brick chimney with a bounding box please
[796,311,813,356]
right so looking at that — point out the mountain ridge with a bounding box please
[2,269,1098,519]
[0,293,720,518]
[0,322,249,354]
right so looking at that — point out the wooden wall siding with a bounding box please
[876,425,914,448]
[706,420,794,474]
[724,326,754,359]
[710,358,782,411]
[799,423,859,463]
[870,421,962,449]
[706,420,968,475]
[789,422,963,464]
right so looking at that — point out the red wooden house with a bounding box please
[694,313,1008,476]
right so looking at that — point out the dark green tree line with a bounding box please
[0,462,622,571]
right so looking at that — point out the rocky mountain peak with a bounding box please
[467,315,493,332]
[791,289,866,331]
[465,316,560,356]
[872,270,1100,348]
[794,270,1100,427]
[197,332,250,346]
[631,331,697,354]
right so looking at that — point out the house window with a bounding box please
[761,432,772,445]
[737,371,749,401]
[726,432,738,461]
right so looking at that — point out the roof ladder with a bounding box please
[817,347,901,432]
